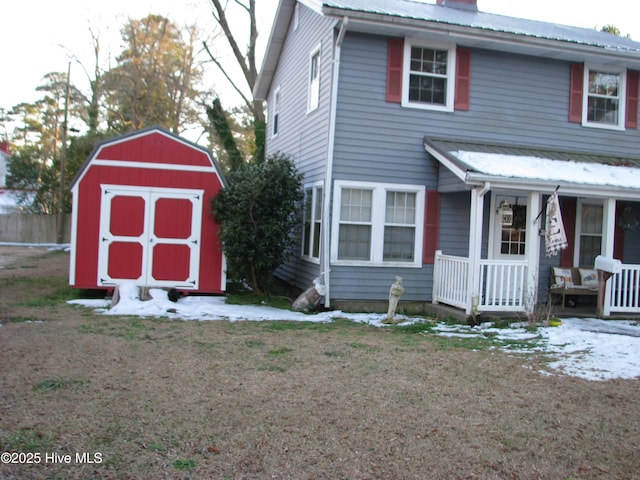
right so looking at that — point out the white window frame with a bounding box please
[331,180,425,267]
[402,38,456,112]
[272,86,280,138]
[302,181,323,263]
[488,193,528,260]
[574,199,604,267]
[307,43,321,113]
[582,64,627,131]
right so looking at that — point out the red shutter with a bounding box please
[454,48,471,111]
[423,190,441,264]
[569,63,584,123]
[560,197,576,267]
[626,70,639,129]
[386,38,404,103]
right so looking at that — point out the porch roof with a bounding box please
[425,138,640,199]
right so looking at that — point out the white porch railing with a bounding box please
[433,251,528,314]
[432,252,469,310]
[478,259,527,312]
[604,263,640,315]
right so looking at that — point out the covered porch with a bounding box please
[425,138,640,318]
[432,250,640,318]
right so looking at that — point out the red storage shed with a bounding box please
[69,127,226,294]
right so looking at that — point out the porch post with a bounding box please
[601,198,617,317]
[525,192,541,313]
[602,198,617,258]
[467,184,489,316]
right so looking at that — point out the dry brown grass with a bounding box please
[0,247,639,480]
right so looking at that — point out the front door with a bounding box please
[484,194,528,306]
[492,194,528,260]
[97,185,203,289]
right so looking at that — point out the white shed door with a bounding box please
[97,185,203,289]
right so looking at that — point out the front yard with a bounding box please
[0,247,639,479]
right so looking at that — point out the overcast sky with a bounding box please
[2,0,639,125]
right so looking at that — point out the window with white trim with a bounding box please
[272,87,280,137]
[308,44,321,112]
[576,200,603,267]
[402,39,456,111]
[332,181,424,266]
[302,183,323,261]
[583,65,626,130]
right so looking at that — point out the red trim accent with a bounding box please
[386,38,404,103]
[569,64,584,123]
[454,48,471,111]
[423,190,440,264]
[560,197,576,267]
[614,203,626,261]
[626,70,639,129]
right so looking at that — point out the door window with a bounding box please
[494,195,527,258]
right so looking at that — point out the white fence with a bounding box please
[605,264,640,315]
[433,252,469,310]
[433,251,528,313]
[478,259,527,312]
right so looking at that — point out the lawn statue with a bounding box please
[383,276,404,324]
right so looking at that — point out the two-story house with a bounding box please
[254,0,640,318]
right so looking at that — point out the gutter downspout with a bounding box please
[321,16,348,308]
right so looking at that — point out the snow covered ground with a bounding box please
[69,283,640,383]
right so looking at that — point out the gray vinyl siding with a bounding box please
[333,33,437,187]
[437,167,466,192]
[265,4,334,181]
[265,4,336,290]
[334,33,640,160]
[329,265,432,302]
[266,16,640,304]
[438,192,471,258]
[326,31,640,303]
[329,32,436,302]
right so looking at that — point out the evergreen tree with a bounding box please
[212,153,303,294]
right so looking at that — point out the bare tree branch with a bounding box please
[209,0,255,88]
[202,41,252,109]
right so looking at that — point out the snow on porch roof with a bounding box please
[425,138,640,199]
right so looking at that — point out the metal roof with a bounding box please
[426,138,640,168]
[254,0,640,100]
[424,137,640,198]
[322,0,640,54]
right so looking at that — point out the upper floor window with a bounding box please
[308,44,321,112]
[402,40,456,112]
[584,66,626,129]
[570,63,633,130]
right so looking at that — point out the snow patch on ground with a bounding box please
[68,283,640,382]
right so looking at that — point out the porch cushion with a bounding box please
[579,268,599,288]
[552,267,574,288]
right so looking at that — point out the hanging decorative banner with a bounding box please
[545,191,568,257]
